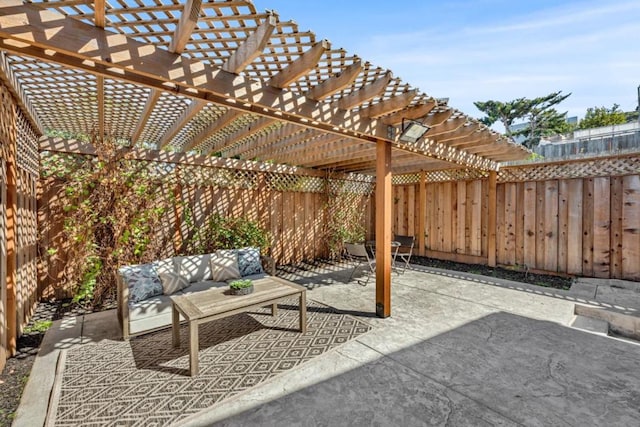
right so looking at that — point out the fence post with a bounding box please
[488,170,497,267]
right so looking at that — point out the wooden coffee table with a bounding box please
[171,276,307,376]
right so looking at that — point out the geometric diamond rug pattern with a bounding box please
[47,298,372,426]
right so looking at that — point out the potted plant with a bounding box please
[229,279,254,295]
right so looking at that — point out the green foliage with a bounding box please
[186,213,270,255]
[578,104,627,129]
[23,320,53,334]
[229,279,253,290]
[323,177,367,259]
[475,91,571,148]
[73,256,102,304]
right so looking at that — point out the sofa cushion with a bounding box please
[180,280,228,294]
[119,263,163,303]
[174,254,212,282]
[159,272,191,295]
[153,257,175,275]
[129,294,174,322]
[210,250,241,281]
[237,247,264,277]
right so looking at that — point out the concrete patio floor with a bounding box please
[15,263,640,426]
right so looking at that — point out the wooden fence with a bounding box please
[391,155,640,280]
[0,80,39,371]
[38,163,374,299]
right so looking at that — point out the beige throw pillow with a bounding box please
[159,272,190,295]
[210,250,241,282]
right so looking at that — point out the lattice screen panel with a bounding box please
[499,155,640,182]
[39,152,372,194]
[198,114,264,154]
[138,93,190,148]
[104,80,149,142]
[7,56,98,136]
[170,104,228,151]
[16,110,39,176]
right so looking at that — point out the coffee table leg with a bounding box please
[299,291,307,333]
[271,303,278,316]
[189,321,199,376]
[172,304,180,348]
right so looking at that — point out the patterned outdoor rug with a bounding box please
[47,298,372,426]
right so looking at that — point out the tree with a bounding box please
[475,91,571,148]
[578,104,627,129]
[473,98,532,139]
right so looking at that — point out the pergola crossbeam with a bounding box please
[201,115,273,155]
[221,14,277,74]
[268,40,330,89]
[159,99,206,149]
[169,0,202,54]
[306,60,362,101]
[183,109,242,152]
[359,90,416,119]
[94,0,105,28]
[338,71,392,110]
[131,88,161,145]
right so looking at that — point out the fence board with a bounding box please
[407,184,415,238]
[535,181,545,269]
[582,178,595,277]
[470,180,482,256]
[442,182,452,253]
[566,179,583,275]
[504,182,517,266]
[544,180,559,272]
[496,184,505,263]
[610,177,623,278]
[592,177,611,278]
[515,182,525,266]
[622,175,640,279]
[557,180,569,273]
[456,182,465,254]
[522,181,536,268]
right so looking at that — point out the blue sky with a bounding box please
[252,0,640,127]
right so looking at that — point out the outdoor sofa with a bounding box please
[117,247,275,339]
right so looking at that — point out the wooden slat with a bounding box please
[96,75,104,141]
[470,180,482,257]
[515,182,525,266]
[622,175,640,279]
[504,182,517,265]
[208,117,279,156]
[592,177,611,278]
[417,171,426,256]
[557,180,569,274]
[582,178,594,277]
[222,14,277,74]
[566,179,583,275]
[169,0,202,54]
[487,173,497,265]
[268,40,330,89]
[610,176,623,278]
[522,181,536,269]
[306,60,362,101]
[496,184,505,264]
[543,180,558,272]
[442,181,452,253]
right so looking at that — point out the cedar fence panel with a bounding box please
[392,155,640,280]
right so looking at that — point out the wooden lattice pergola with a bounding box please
[0,0,530,318]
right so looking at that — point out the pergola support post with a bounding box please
[375,140,392,318]
[488,170,497,267]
